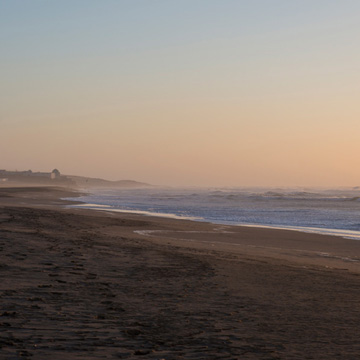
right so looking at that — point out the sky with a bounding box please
[1,0,360,187]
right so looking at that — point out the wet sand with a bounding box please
[1,186,360,359]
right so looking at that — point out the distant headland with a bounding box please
[0,169,150,189]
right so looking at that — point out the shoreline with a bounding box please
[67,202,360,271]
[70,202,360,241]
[66,190,360,242]
[1,186,360,359]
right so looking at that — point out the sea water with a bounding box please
[68,187,360,240]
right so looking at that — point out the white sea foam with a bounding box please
[74,203,111,208]
[71,204,203,221]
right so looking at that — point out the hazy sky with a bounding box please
[1,0,360,187]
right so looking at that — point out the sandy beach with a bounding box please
[1,186,360,359]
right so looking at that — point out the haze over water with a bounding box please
[1,1,360,187]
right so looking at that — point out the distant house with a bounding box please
[51,169,61,179]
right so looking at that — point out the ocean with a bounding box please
[68,187,360,240]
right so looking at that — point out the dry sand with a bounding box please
[1,186,360,359]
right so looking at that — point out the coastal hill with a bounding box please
[0,169,151,189]
[67,175,150,188]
